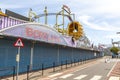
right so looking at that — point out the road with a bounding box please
[47,58,117,80]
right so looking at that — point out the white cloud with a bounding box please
[0,0,65,9]
[78,15,120,31]
[0,0,42,9]
[70,0,120,17]
[106,35,120,39]
[0,4,23,8]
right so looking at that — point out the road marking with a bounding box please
[109,76,120,80]
[74,75,87,80]
[73,62,99,73]
[90,75,102,80]
[50,78,58,80]
[59,74,74,79]
[48,73,62,78]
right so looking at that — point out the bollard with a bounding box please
[27,65,30,80]
[61,61,62,70]
[13,66,15,80]
[42,63,44,76]
[66,60,67,69]
[71,60,72,67]
[78,59,79,65]
[74,59,76,66]
[53,62,55,72]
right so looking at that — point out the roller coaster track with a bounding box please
[33,13,73,22]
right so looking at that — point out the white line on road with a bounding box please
[48,73,62,78]
[109,76,120,80]
[90,75,102,80]
[73,62,99,73]
[59,74,74,79]
[74,75,87,80]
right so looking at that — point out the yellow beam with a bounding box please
[0,11,7,16]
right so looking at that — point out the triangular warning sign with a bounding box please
[14,38,24,47]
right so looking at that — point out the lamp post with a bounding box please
[44,6,48,24]
[117,32,120,34]
[116,32,120,47]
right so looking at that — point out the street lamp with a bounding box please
[117,32,120,34]
[116,32,120,47]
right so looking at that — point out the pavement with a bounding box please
[39,58,100,80]
[39,57,120,80]
[106,60,120,80]
[2,57,120,80]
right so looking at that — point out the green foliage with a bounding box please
[110,47,119,55]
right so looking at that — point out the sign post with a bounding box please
[14,38,24,80]
[16,47,20,80]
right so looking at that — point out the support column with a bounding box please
[30,41,35,69]
[57,45,60,65]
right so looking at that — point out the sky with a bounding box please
[1,0,120,46]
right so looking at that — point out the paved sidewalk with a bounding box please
[38,58,101,80]
[40,58,120,80]
[2,58,100,80]
[107,59,120,80]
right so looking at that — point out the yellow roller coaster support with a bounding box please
[68,21,83,40]
[57,28,67,34]
[0,11,7,16]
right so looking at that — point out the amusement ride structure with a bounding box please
[28,5,91,48]
[0,6,102,79]
[0,5,91,48]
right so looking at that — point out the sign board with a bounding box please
[16,54,20,62]
[1,23,68,46]
[14,38,24,47]
[94,52,96,56]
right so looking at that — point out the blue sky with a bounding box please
[1,0,120,46]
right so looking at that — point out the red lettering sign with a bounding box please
[34,30,40,38]
[25,27,61,43]
[26,27,33,37]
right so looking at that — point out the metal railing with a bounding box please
[0,16,27,30]
[0,66,15,80]
[0,56,101,80]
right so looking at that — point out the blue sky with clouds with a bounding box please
[1,0,120,45]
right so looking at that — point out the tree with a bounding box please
[110,47,119,55]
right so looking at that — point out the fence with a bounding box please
[0,56,100,80]
[0,66,15,80]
